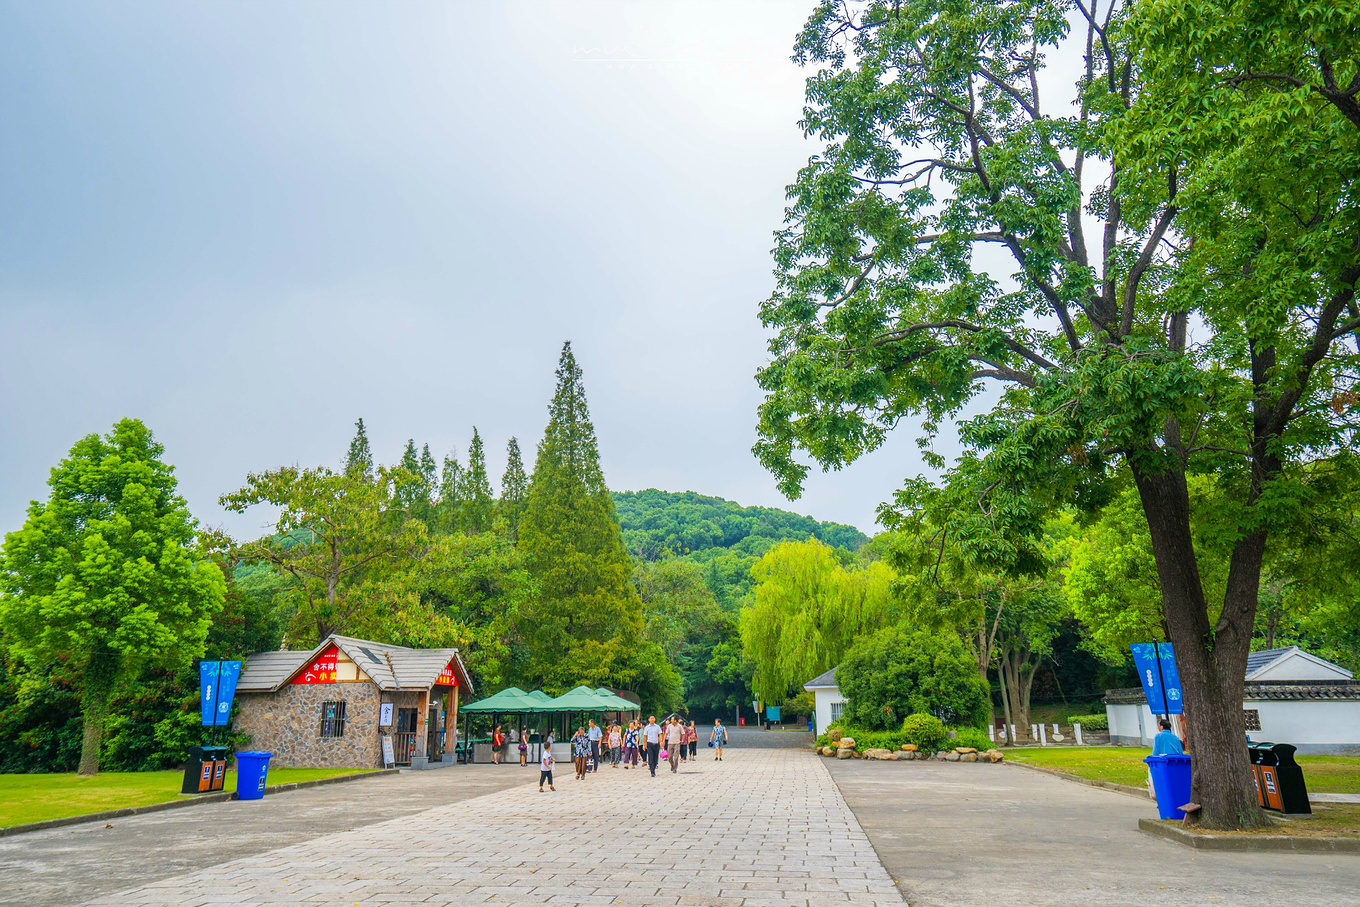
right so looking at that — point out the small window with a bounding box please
[320,700,347,738]
[830,701,845,722]
[1244,709,1261,731]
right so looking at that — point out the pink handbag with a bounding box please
[660,749,668,759]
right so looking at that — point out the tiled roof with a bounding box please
[238,635,474,696]
[803,667,839,690]
[1104,681,1360,705]
[1246,648,1291,675]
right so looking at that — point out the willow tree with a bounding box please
[754,0,1358,828]
[739,538,894,704]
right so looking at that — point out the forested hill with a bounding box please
[612,489,868,561]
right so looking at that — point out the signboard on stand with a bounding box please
[381,734,396,768]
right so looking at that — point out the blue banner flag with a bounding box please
[1129,643,1183,715]
[200,661,243,727]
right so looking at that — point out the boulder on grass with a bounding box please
[983,750,1004,763]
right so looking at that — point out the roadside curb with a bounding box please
[0,768,398,838]
[1138,818,1360,853]
[1004,760,1150,800]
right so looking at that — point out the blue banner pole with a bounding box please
[1153,641,1169,723]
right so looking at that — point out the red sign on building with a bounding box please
[436,660,458,686]
[293,644,338,684]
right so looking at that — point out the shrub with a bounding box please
[837,624,990,730]
[1069,713,1108,731]
[827,724,844,743]
[949,727,994,751]
[901,713,948,752]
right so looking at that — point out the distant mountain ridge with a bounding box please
[611,489,868,562]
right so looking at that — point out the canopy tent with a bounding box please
[460,686,539,713]
[549,685,618,710]
[593,687,638,711]
[526,689,555,705]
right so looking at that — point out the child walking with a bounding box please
[539,741,555,791]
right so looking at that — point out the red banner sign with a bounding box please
[436,660,458,687]
[293,644,338,684]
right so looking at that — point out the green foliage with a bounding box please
[839,625,990,730]
[1069,713,1108,731]
[462,428,495,534]
[516,343,660,703]
[739,538,896,702]
[498,437,529,540]
[614,489,867,560]
[949,727,994,751]
[344,418,374,481]
[900,713,948,752]
[0,419,226,774]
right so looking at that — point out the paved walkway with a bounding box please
[828,756,1360,907]
[87,748,902,907]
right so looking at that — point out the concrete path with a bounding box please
[80,748,902,907]
[826,756,1360,907]
[0,765,531,905]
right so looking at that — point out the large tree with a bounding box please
[516,342,650,695]
[0,419,225,775]
[753,0,1358,827]
[462,428,495,534]
[498,437,529,540]
[219,464,426,643]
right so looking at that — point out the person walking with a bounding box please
[587,719,602,773]
[539,741,555,792]
[518,728,529,767]
[710,719,727,760]
[608,723,622,768]
[572,727,590,780]
[688,720,699,761]
[623,721,639,769]
[643,715,662,777]
[492,725,504,765]
[665,716,685,773]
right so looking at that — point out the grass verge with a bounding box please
[0,767,373,828]
[1152,803,1360,837]
[1008,746,1360,794]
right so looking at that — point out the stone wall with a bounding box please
[236,682,382,768]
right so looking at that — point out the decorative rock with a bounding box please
[884,752,900,760]
[901,744,918,752]
[863,748,893,760]
[983,750,1004,763]
[961,753,978,762]
[1052,733,1065,743]
[836,748,853,759]
[944,752,961,762]
[955,747,978,754]
[837,737,856,749]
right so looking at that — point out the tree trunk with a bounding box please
[1131,463,1268,830]
[1000,649,1033,742]
[996,663,1015,745]
[78,653,118,776]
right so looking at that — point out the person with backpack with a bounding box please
[710,719,728,760]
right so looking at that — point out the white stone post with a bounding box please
[1053,723,1060,735]
[1038,724,1047,746]
[988,726,995,742]
[1074,723,1083,746]
[1010,724,1017,742]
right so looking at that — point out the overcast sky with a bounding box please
[0,0,959,541]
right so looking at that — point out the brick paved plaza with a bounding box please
[92,747,903,907]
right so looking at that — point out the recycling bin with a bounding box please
[234,751,273,800]
[1144,754,1193,820]
[1249,742,1311,814]
[181,745,228,794]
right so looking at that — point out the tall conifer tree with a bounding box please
[435,450,463,535]
[344,418,374,481]
[498,437,529,539]
[518,342,646,692]
[462,428,495,534]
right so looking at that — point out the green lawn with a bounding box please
[0,766,374,828]
[1009,746,1360,793]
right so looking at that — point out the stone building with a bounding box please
[235,634,474,769]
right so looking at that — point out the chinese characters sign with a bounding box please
[292,644,338,684]
[436,661,458,686]
[1129,642,1183,715]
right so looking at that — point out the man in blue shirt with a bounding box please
[587,720,603,772]
[1151,718,1185,755]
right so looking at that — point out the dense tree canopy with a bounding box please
[838,624,990,730]
[0,419,225,774]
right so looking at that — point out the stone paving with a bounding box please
[93,747,904,907]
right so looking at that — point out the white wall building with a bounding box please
[1105,646,1360,755]
[803,667,845,736]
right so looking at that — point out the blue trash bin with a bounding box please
[234,751,273,801]
[1144,754,1192,820]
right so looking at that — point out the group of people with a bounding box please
[533,715,729,791]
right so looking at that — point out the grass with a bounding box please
[1153,804,1360,837]
[0,766,374,828]
[1009,746,1360,794]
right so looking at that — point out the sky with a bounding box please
[0,0,962,541]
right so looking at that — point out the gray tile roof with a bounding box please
[238,635,473,696]
[1104,681,1360,705]
[1246,647,1292,675]
[803,667,839,690]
